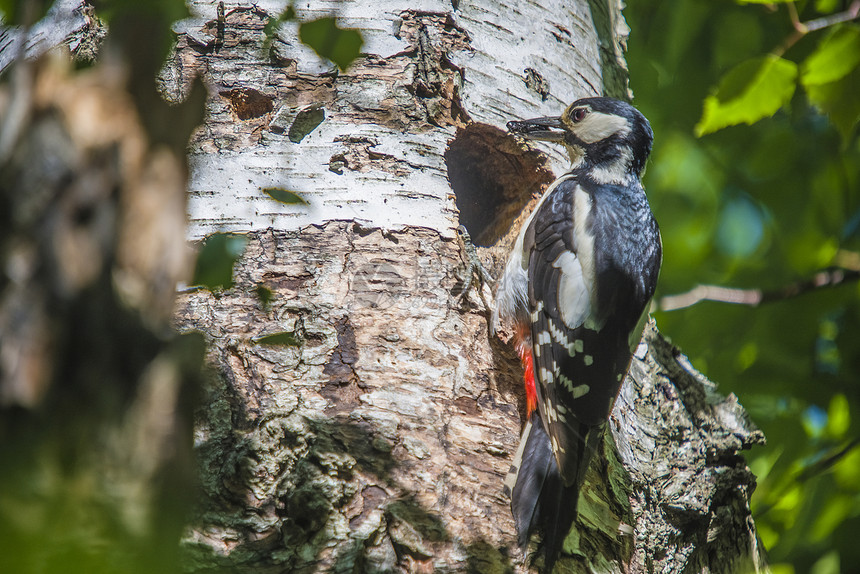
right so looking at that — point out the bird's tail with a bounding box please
[503,413,581,573]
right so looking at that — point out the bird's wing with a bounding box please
[524,178,619,488]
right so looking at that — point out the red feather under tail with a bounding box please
[515,323,537,416]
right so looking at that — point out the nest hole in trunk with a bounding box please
[444,123,554,246]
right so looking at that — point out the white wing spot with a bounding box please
[558,373,575,393]
[537,331,551,346]
[583,354,593,366]
[548,320,569,347]
[540,367,554,384]
[530,300,544,323]
[574,339,584,353]
[572,384,590,398]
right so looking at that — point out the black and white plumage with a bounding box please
[494,97,662,572]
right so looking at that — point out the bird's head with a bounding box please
[507,97,653,180]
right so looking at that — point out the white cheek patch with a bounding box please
[573,111,631,144]
[552,251,590,330]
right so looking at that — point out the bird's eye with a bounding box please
[572,108,587,122]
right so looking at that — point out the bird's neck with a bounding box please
[570,146,640,185]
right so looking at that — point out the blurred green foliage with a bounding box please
[265,5,364,72]
[262,187,309,205]
[626,0,860,571]
[299,16,364,71]
[192,233,249,291]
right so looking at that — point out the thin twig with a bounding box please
[756,437,860,519]
[772,0,860,57]
[797,437,860,482]
[787,1,806,33]
[658,267,860,312]
[805,0,860,32]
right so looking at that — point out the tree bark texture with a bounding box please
[157,1,769,573]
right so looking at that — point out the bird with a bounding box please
[492,97,662,572]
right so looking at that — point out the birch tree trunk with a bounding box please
[0,0,768,572]
[173,0,763,572]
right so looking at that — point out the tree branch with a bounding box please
[804,0,860,32]
[773,0,860,57]
[755,437,860,519]
[797,437,860,483]
[658,267,860,311]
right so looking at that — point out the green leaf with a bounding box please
[262,187,308,205]
[826,394,850,439]
[288,104,326,143]
[255,284,274,308]
[815,0,840,12]
[810,550,840,574]
[834,446,860,487]
[253,331,301,346]
[768,563,795,574]
[801,26,860,87]
[95,0,190,25]
[192,233,248,290]
[806,65,860,143]
[695,56,798,136]
[298,17,364,71]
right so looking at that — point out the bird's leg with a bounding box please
[456,225,494,311]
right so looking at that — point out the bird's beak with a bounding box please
[506,116,566,142]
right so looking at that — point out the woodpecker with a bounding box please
[493,97,662,572]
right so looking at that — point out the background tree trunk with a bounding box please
[0,4,204,573]
[1,1,769,573]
